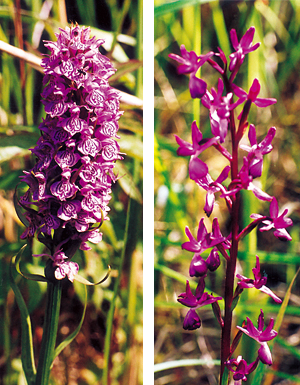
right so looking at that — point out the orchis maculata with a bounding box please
[169,26,292,383]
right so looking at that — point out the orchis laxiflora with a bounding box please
[169,26,292,383]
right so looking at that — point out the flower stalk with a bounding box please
[35,281,62,385]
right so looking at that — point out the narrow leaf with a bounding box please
[15,245,48,282]
[54,285,87,358]
[9,246,36,385]
[73,266,111,286]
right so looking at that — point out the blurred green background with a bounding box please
[0,0,143,384]
[154,1,300,384]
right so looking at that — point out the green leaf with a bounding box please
[154,0,216,17]
[14,244,48,282]
[54,285,87,358]
[9,246,36,385]
[73,266,111,286]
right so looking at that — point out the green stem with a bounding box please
[35,280,62,385]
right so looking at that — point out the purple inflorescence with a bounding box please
[19,25,123,280]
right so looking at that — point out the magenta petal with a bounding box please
[189,254,208,277]
[191,120,203,145]
[248,78,261,101]
[189,75,207,99]
[183,309,201,330]
[269,197,279,219]
[189,157,209,180]
[258,343,273,365]
[254,97,277,108]
[248,124,257,146]
[230,28,239,50]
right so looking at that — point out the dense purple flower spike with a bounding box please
[19,25,123,280]
[250,197,293,241]
[225,356,259,382]
[237,256,282,303]
[237,310,278,365]
[178,278,222,330]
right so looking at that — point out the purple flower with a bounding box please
[182,217,226,254]
[19,25,123,275]
[175,121,218,180]
[196,166,230,217]
[169,45,214,98]
[240,125,276,178]
[178,278,222,330]
[226,355,259,382]
[202,79,242,143]
[237,256,282,303]
[232,78,277,110]
[222,157,273,201]
[189,248,220,277]
[237,310,278,365]
[52,251,79,282]
[250,197,293,241]
[229,27,260,73]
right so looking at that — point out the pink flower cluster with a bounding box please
[19,25,123,281]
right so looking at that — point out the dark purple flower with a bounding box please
[182,217,226,255]
[240,125,276,178]
[18,25,123,276]
[196,166,230,217]
[237,309,278,365]
[182,218,209,254]
[237,256,282,303]
[202,79,241,142]
[175,121,217,180]
[232,78,277,110]
[222,157,273,201]
[189,247,220,277]
[183,309,201,330]
[229,27,260,73]
[178,278,222,330]
[169,45,214,98]
[250,197,293,241]
[226,355,259,382]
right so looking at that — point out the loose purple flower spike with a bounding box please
[19,25,124,278]
[236,309,278,365]
[178,278,222,330]
[250,197,293,241]
[237,255,282,303]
